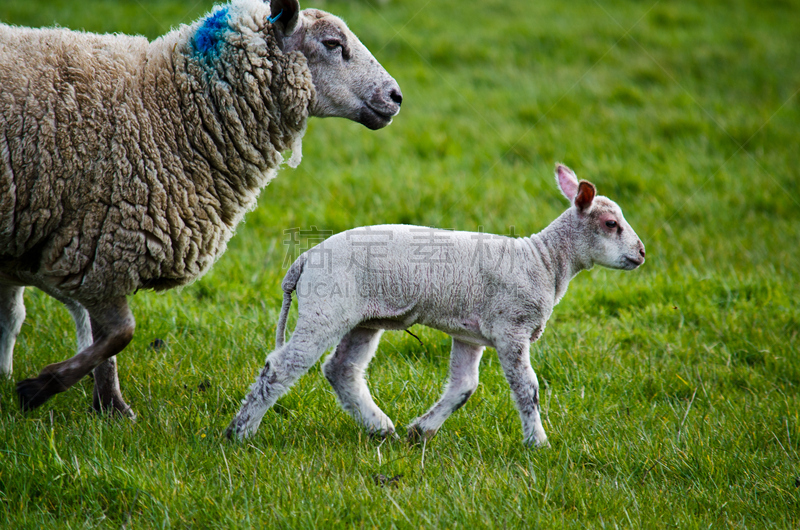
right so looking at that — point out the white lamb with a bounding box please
[226,164,646,447]
[0,0,402,416]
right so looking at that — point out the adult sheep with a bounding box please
[0,0,402,417]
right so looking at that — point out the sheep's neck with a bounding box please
[155,27,312,226]
[527,210,591,304]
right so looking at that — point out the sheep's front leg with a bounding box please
[407,338,484,442]
[496,336,548,448]
[322,327,395,437]
[16,297,135,411]
[0,285,25,378]
[226,323,344,440]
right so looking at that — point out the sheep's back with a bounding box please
[0,25,239,301]
[0,13,310,303]
[0,24,153,293]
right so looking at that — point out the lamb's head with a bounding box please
[555,164,646,271]
[270,0,402,129]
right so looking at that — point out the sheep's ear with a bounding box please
[555,163,579,202]
[574,180,596,212]
[269,0,300,36]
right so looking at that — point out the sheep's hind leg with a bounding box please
[62,298,92,354]
[495,337,548,448]
[323,327,395,438]
[407,338,484,443]
[0,285,25,378]
[61,299,135,419]
[91,356,135,419]
[226,322,345,440]
[16,297,134,411]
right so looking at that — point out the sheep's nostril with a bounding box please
[639,248,646,258]
[390,88,403,106]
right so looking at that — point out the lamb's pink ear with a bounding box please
[574,180,596,212]
[555,163,579,202]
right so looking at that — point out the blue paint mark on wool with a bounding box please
[194,7,230,57]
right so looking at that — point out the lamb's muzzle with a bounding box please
[227,163,645,447]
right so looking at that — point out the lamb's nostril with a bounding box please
[390,88,403,106]
[639,248,646,258]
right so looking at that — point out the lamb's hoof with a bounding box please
[367,427,396,440]
[406,424,436,444]
[225,421,246,441]
[373,473,404,488]
[225,412,261,441]
[17,375,63,411]
[224,425,236,441]
[526,437,550,449]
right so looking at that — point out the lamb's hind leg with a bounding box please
[16,297,134,411]
[0,285,25,378]
[226,322,345,440]
[323,327,395,437]
[61,300,135,419]
[407,338,484,442]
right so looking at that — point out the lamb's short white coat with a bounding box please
[227,165,646,447]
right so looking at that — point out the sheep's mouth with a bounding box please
[623,256,644,269]
[359,104,395,130]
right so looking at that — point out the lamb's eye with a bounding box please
[605,220,617,229]
[323,39,342,50]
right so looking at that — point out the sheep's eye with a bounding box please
[323,39,342,50]
[605,220,617,229]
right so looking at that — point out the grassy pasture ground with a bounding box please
[1,0,799,527]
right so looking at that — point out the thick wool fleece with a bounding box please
[0,0,313,303]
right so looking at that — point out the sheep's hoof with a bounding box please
[92,396,137,421]
[17,375,63,411]
[406,424,436,445]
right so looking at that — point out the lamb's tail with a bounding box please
[275,253,306,348]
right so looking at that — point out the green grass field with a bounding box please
[1,0,799,527]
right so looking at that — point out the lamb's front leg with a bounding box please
[496,335,548,448]
[322,327,396,437]
[407,338,484,442]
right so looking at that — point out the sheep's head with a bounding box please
[270,0,402,130]
[555,164,646,271]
